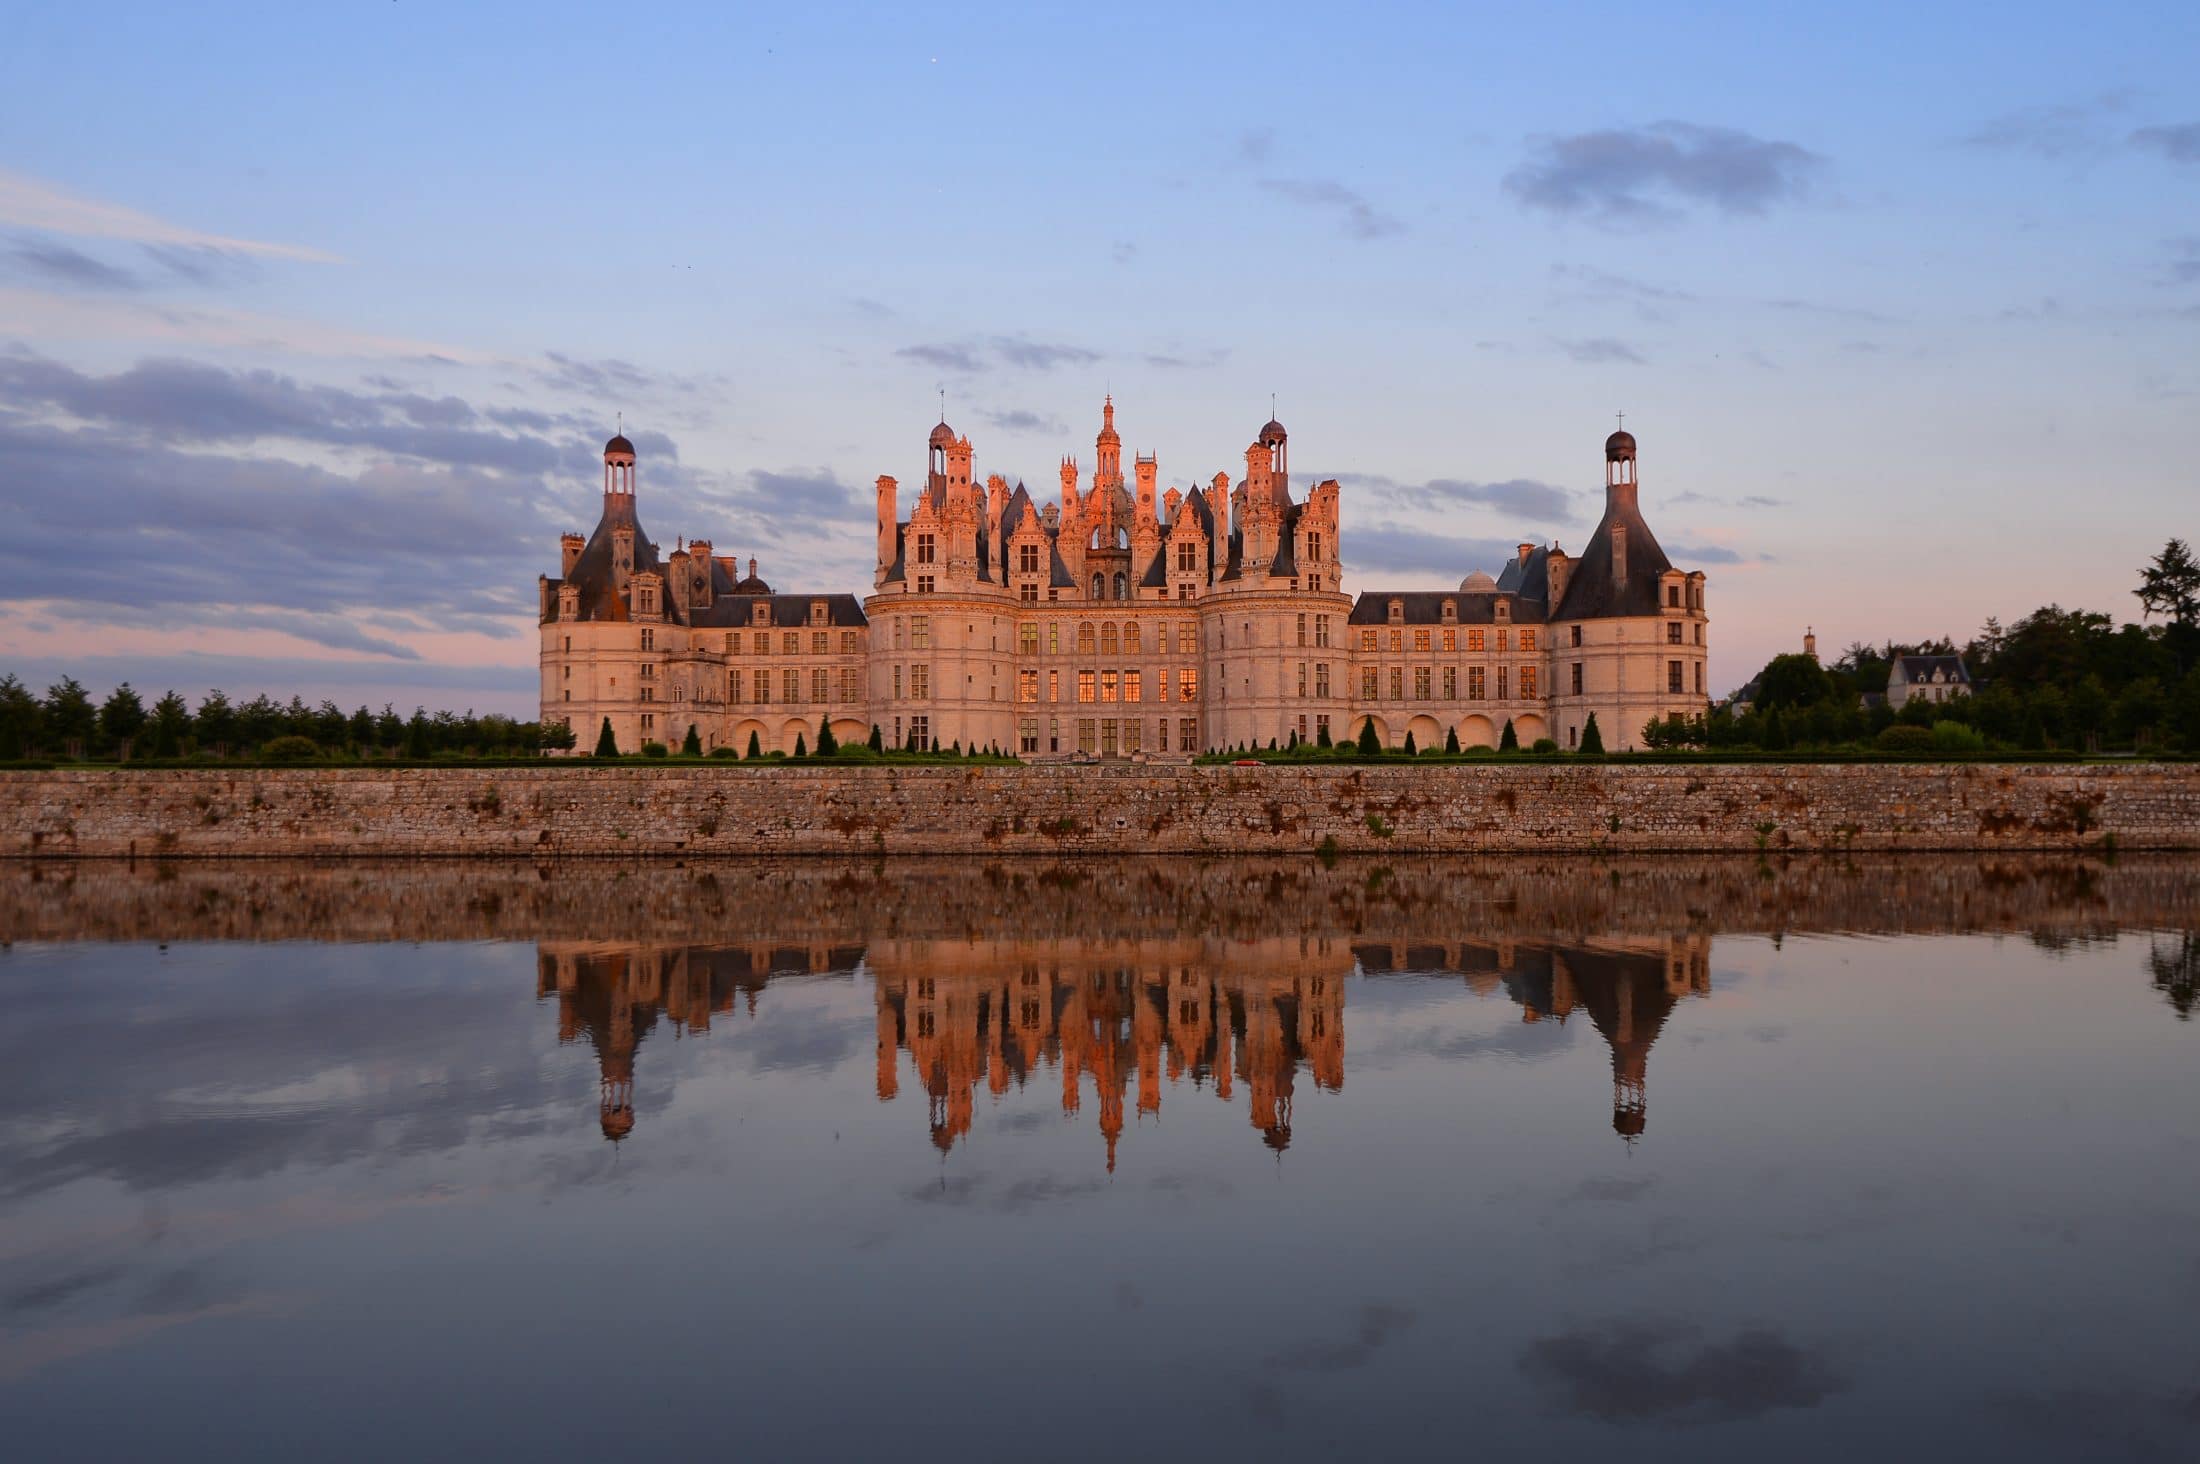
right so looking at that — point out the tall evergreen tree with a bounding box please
[1578,713,1605,754]
[44,677,96,755]
[1445,727,1460,754]
[1498,718,1519,752]
[406,710,435,759]
[867,723,884,752]
[97,682,147,757]
[681,723,703,756]
[148,691,191,758]
[815,716,838,755]
[1356,719,1381,754]
[0,674,45,758]
[747,730,763,758]
[597,717,621,757]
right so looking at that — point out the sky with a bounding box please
[1,1,2195,715]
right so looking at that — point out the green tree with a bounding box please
[374,703,404,748]
[597,717,621,757]
[406,710,435,759]
[1760,708,1789,750]
[867,724,883,752]
[1402,729,1417,755]
[1578,712,1605,754]
[1356,719,1381,754]
[314,700,349,747]
[538,719,577,752]
[748,730,763,758]
[681,723,703,756]
[97,682,147,756]
[1498,718,1518,752]
[147,690,191,758]
[0,674,46,757]
[1753,653,1836,713]
[2137,539,2200,626]
[195,689,237,754]
[1317,722,1332,749]
[794,733,808,757]
[1444,727,1459,753]
[815,716,838,755]
[348,705,375,748]
[44,677,96,755]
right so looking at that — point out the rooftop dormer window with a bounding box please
[1441,600,1456,622]
[810,601,827,626]
[1387,599,1403,623]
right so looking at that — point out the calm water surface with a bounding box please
[1,856,2196,1461]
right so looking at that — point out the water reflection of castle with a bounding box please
[536,934,1709,1158]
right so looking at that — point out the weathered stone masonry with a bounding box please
[3,763,2195,858]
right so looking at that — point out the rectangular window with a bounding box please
[1495,630,1508,653]
[1018,669,1038,703]
[782,669,801,702]
[1048,669,1059,702]
[1695,662,1705,694]
[893,665,903,699]
[1020,623,1039,654]
[910,714,930,752]
[1297,714,1309,743]
[1179,668,1199,701]
[1178,624,1196,655]
[640,628,654,651]
[1572,662,1584,695]
[729,670,743,701]
[1520,630,1537,652]
[1101,719,1119,756]
[1571,625,1583,648]
[1316,663,1331,697]
[812,668,829,702]
[1020,583,1038,602]
[1079,670,1096,703]
[1360,629,1378,652]
[1179,716,1198,752]
[1415,666,1431,700]
[1020,544,1040,574]
[1469,666,1486,700]
[640,686,654,702]
[1442,666,1456,699]
[812,631,829,654]
[1361,667,1378,699]
[1049,623,1061,654]
[839,667,859,700]
[755,672,770,705]
[1467,629,1486,652]
[1667,622,1683,644]
[1669,660,1685,694]
[916,532,936,565]
[1388,667,1404,700]
[916,575,934,594]
[640,661,654,680]
[1315,615,1330,648]
[1388,628,1403,653]
[1019,717,1038,753]
[911,616,930,649]
[893,619,905,650]
[1442,628,1456,653]
[1520,666,1538,699]
[911,664,930,698]
[641,713,654,731]
[1497,666,1509,700]
[1667,584,1681,607]
[843,631,858,654]
[1125,670,1142,703]
[1296,613,1308,647]
[1078,719,1097,754]
[1100,670,1118,703]
[1414,628,1431,652]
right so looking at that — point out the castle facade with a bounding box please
[540,401,1709,756]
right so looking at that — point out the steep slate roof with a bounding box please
[1347,589,1547,625]
[544,497,662,624]
[689,593,868,629]
[1893,654,1971,683]
[1551,494,1675,621]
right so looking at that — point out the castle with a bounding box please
[540,400,1710,756]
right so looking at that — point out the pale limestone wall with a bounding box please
[3,764,2196,858]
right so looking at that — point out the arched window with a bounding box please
[1078,623,1096,654]
[1113,573,1127,600]
[1101,623,1119,654]
[1091,529,1101,550]
[1116,527,1128,549]
[1125,622,1142,654]
[1091,573,1104,600]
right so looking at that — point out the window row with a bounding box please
[1356,665,1540,701]
[1359,627,1536,654]
[725,668,864,705]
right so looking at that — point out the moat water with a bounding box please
[1,857,2196,1461]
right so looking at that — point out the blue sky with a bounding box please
[2,1,2195,713]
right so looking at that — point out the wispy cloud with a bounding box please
[0,166,340,263]
[2134,122,2200,163]
[977,407,1065,435]
[1257,177,1404,240]
[1506,122,1822,225]
[896,336,1102,374]
[1519,1321,1846,1423]
[1331,471,1578,523]
[1559,338,1647,365]
[1962,94,2131,159]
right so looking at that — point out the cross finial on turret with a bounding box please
[937,384,945,423]
[1615,410,1625,430]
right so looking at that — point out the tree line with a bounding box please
[0,677,547,761]
[1649,540,2200,753]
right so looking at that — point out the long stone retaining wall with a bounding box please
[1,762,2195,857]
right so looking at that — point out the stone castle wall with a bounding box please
[2,762,2195,858]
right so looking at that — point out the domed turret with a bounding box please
[1605,429,1636,462]
[603,428,636,501]
[928,420,958,450]
[1258,417,1287,447]
[1460,570,1497,592]
[604,433,636,460]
